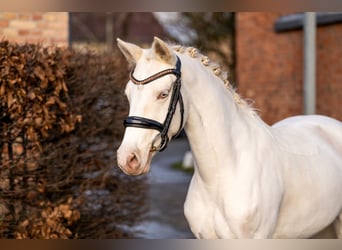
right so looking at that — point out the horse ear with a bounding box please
[152,36,176,65]
[117,38,142,64]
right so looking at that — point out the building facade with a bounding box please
[236,12,342,124]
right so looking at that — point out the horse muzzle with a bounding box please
[117,146,153,176]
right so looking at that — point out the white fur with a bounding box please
[117,37,342,238]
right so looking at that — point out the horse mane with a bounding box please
[172,45,254,111]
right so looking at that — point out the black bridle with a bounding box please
[123,56,184,152]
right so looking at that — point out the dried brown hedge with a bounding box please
[0,41,147,239]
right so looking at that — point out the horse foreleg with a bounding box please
[334,213,342,239]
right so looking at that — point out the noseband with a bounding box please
[123,56,184,152]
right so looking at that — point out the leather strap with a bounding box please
[129,58,181,85]
[123,116,163,132]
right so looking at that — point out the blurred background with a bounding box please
[0,12,341,238]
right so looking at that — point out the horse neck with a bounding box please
[180,56,274,186]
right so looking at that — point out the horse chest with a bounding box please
[183,171,277,239]
[184,176,236,238]
[184,194,231,238]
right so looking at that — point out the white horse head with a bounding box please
[116,37,187,176]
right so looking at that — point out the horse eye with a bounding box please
[157,90,170,100]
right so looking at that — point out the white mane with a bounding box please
[172,44,255,112]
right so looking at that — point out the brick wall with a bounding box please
[0,12,69,46]
[236,12,342,124]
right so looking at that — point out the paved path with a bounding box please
[132,138,194,239]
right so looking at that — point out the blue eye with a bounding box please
[158,90,170,99]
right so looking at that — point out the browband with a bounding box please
[129,58,181,85]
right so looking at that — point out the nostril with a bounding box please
[127,152,140,170]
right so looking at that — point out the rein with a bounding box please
[123,56,184,152]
